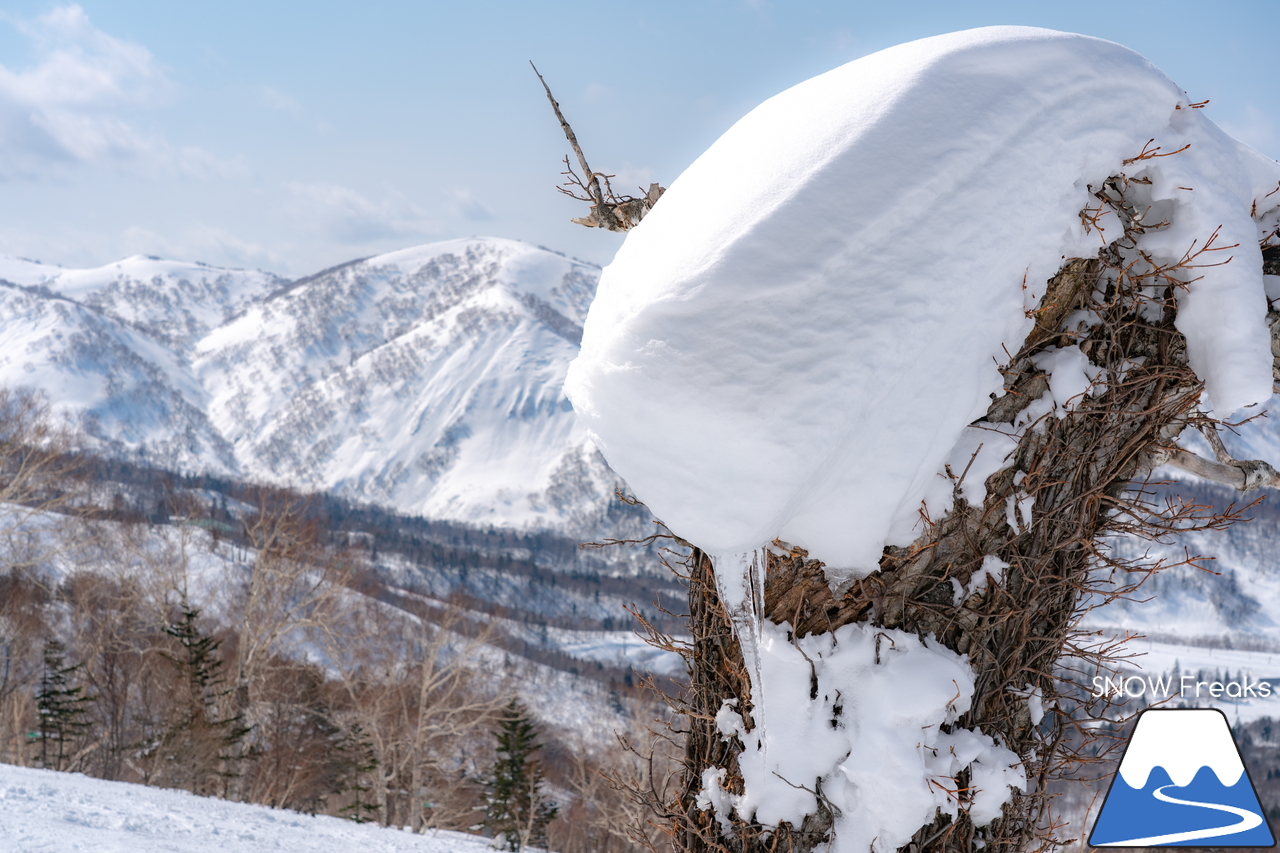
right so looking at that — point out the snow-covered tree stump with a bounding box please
[561,26,1280,853]
[667,188,1280,852]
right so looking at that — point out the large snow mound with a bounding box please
[565,26,1280,575]
[0,762,499,853]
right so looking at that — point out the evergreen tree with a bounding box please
[36,638,93,771]
[337,723,381,824]
[485,699,557,851]
[155,603,249,796]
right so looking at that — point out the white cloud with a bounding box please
[122,225,282,271]
[0,4,236,179]
[451,188,493,222]
[259,85,303,117]
[2,5,171,107]
[584,83,612,104]
[286,182,440,245]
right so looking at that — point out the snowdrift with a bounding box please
[0,762,498,853]
[565,26,1280,577]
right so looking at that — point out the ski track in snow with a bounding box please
[1097,784,1264,847]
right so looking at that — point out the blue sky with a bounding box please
[0,0,1275,276]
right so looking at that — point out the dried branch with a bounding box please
[1156,446,1280,491]
[531,61,665,232]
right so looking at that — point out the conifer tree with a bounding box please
[36,638,93,771]
[337,723,381,824]
[485,699,557,851]
[155,603,248,796]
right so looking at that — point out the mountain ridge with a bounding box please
[5,237,1280,650]
[0,237,630,540]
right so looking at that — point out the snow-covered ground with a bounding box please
[0,763,499,853]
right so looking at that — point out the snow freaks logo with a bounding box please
[1090,673,1273,700]
[1089,709,1275,847]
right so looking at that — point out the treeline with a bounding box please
[75,448,686,638]
[0,387,676,853]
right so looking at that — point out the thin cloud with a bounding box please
[584,83,612,104]
[122,225,282,272]
[287,182,439,244]
[0,4,236,179]
[451,188,494,222]
[259,85,304,118]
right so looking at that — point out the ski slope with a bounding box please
[0,762,501,853]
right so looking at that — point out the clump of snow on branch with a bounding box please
[565,25,1280,579]
[700,555,1024,853]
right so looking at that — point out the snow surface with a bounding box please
[0,762,499,853]
[565,25,1280,578]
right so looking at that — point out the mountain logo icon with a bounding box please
[1089,708,1275,847]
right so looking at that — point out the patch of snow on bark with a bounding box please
[699,614,1025,853]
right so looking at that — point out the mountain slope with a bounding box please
[0,239,629,538]
[0,277,238,472]
[194,238,616,530]
[4,237,1278,639]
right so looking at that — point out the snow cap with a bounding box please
[566,26,1280,576]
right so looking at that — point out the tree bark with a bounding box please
[665,180,1280,853]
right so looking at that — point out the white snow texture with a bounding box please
[705,550,1024,853]
[565,26,1280,578]
[0,762,496,853]
[701,614,1025,852]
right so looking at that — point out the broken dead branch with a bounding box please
[531,62,664,232]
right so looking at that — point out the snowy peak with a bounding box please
[0,254,65,287]
[0,252,285,349]
[367,238,596,329]
[1119,709,1245,789]
[0,273,238,473]
[191,238,611,530]
[0,238,622,536]
[55,256,284,349]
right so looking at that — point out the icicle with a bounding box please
[711,548,768,756]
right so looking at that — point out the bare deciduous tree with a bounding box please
[318,589,508,831]
[532,63,664,233]
[229,488,348,716]
[0,387,83,767]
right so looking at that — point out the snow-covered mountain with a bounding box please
[4,237,1280,648]
[0,255,280,473]
[0,239,624,536]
